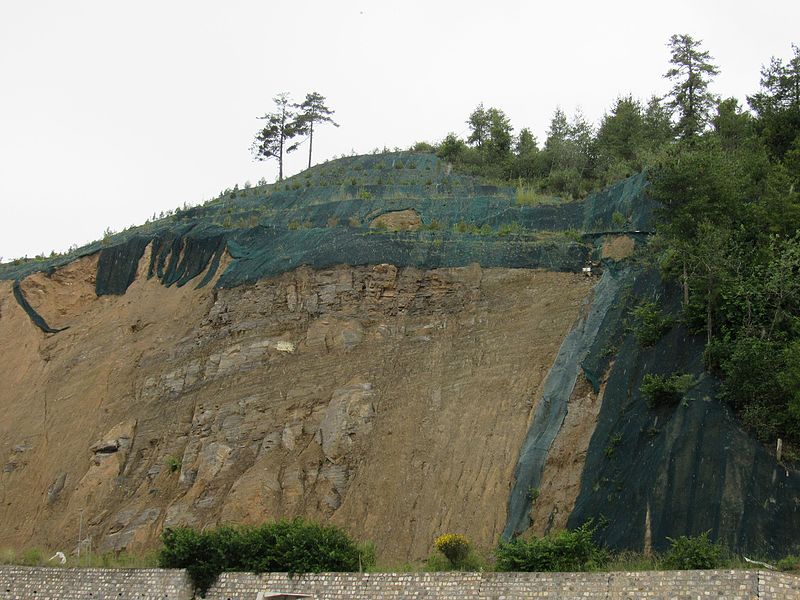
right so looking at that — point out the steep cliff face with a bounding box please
[2,155,797,562]
[0,247,592,562]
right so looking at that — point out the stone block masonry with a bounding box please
[207,570,788,599]
[2,566,800,599]
[0,566,192,600]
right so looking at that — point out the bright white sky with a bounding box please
[1,0,798,260]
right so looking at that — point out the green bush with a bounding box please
[434,534,471,568]
[777,555,800,571]
[495,522,607,572]
[661,532,723,570]
[612,211,627,229]
[164,456,181,473]
[21,548,43,566]
[630,301,673,346]
[159,519,371,596]
[516,184,545,205]
[453,221,480,234]
[640,373,696,408]
[498,222,523,236]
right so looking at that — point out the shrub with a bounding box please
[612,211,627,229]
[164,456,181,473]
[564,228,584,243]
[516,184,544,205]
[498,222,523,236]
[640,373,696,408]
[422,219,441,231]
[159,519,371,597]
[453,221,480,234]
[495,521,607,572]
[630,301,673,347]
[544,167,584,199]
[357,188,373,200]
[777,555,800,571]
[0,548,16,564]
[21,548,43,565]
[434,534,471,568]
[661,532,723,570]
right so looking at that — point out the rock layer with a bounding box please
[0,252,592,562]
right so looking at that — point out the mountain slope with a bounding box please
[1,152,797,561]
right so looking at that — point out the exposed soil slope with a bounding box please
[0,252,592,562]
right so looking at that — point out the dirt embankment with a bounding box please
[0,251,593,563]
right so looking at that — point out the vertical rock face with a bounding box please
[0,256,592,562]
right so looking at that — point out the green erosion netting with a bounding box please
[564,268,800,558]
[95,235,154,296]
[12,280,67,334]
[0,153,654,299]
[502,266,633,541]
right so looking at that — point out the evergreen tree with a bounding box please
[749,44,800,112]
[543,107,571,173]
[252,93,302,181]
[295,92,339,169]
[748,44,800,159]
[641,95,674,151]
[515,128,538,156]
[568,108,594,177]
[596,95,644,164]
[712,98,756,150]
[664,34,719,139]
[545,107,570,150]
[513,128,540,179]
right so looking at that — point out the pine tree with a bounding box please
[251,93,302,181]
[664,34,719,139]
[748,44,800,158]
[295,92,339,169]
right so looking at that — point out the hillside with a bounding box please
[0,152,797,562]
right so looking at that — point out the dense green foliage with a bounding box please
[158,519,371,596]
[661,532,724,570]
[630,300,674,346]
[650,42,800,450]
[640,373,696,408]
[494,522,608,572]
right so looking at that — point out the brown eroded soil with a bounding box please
[528,370,607,537]
[0,254,593,563]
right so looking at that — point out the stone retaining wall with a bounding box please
[0,566,191,599]
[2,566,800,599]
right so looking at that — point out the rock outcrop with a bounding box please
[0,251,591,562]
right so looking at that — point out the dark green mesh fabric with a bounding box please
[503,265,800,558]
[12,280,67,334]
[1,154,654,298]
[565,268,800,558]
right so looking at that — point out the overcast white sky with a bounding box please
[1,0,798,260]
